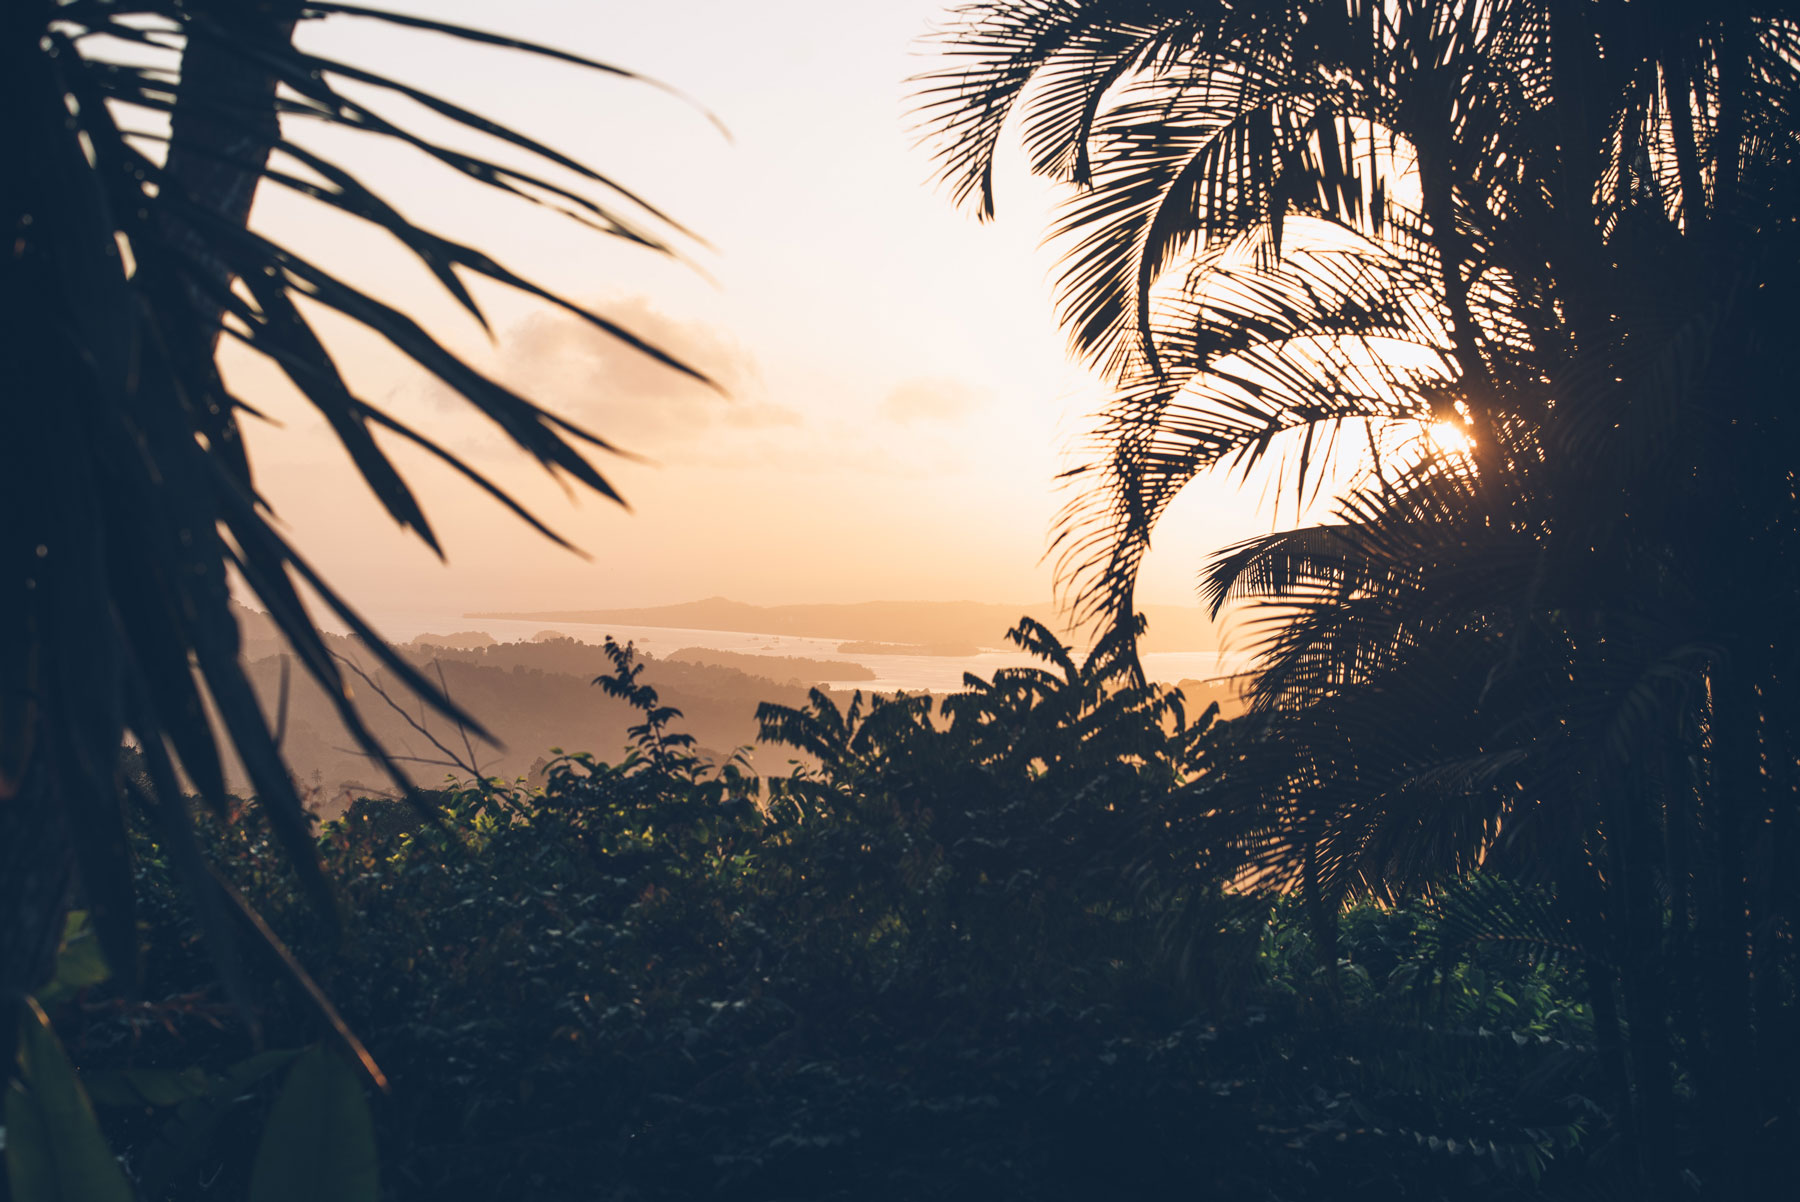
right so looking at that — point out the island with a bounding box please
[666,647,877,682]
[836,640,981,658]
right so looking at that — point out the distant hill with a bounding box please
[1172,676,1251,721]
[470,597,1223,654]
[415,630,497,650]
[223,601,1232,818]
[225,605,835,817]
[835,640,979,658]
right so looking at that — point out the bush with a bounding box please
[49,629,1600,1200]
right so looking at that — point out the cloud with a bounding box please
[879,377,983,424]
[424,296,799,457]
[507,297,794,442]
[719,399,803,430]
[399,303,990,481]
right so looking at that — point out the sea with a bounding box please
[360,610,1246,695]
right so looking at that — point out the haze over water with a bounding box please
[370,610,1244,694]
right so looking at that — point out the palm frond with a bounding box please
[4,1,717,996]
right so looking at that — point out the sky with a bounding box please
[225,0,1289,632]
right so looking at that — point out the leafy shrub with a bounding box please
[45,625,1601,1200]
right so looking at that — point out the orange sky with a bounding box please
[227,0,1294,636]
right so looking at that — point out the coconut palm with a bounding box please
[922,1,1800,1194]
[2,0,710,1032]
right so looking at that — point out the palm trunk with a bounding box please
[1754,699,1799,1182]
[1696,664,1757,1195]
[1300,833,1339,1002]
[1582,958,1636,1168]
[1566,818,1653,1193]
[1617,821,1678,1198]
[1663,744,1710,1130]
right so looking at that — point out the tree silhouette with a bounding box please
[3,0,709,1031]
[923,2,1800,1195]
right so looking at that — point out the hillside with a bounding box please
[226,604,1240,816]
[227,607,832,816]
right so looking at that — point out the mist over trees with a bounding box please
[232,619,853,813]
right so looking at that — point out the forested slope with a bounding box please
[231,607,839,813]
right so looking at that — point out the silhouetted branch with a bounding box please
[332,651,496,780]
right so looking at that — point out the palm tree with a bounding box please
[2,0,711,1034]
[921,2,1800,1194]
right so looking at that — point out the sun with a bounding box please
[1426,420,1474,454]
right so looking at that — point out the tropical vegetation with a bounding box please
[3,0,704,1013]
[36,633,1601,1200]
[5,1,1797,1200]
[918,1,1800,1196]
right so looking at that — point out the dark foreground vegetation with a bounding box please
[10,3,1800,1201]
[39,630,1615,1200]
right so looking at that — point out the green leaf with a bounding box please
[33,912,112,1008]
[248,1047,378,1202]
[134,1049,301,1198]
[81,1066,212,1110]
[5,999,132,1202]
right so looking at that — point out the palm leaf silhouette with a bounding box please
[923,4,1800,1189]
[3,1,716,1012]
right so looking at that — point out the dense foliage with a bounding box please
[12,4,1797,1199]
[921,4,1800,1195]
[39,631,1606,1201]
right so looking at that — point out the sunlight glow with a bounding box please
[1426,420,1474,455]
